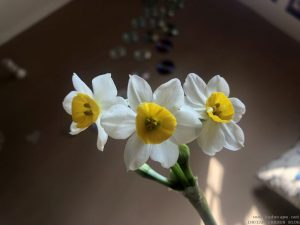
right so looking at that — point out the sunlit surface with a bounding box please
[200,158,223,225]
[241,206,263,225]
[200,158,263,225]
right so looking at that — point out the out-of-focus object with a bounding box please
[141,72,151,80]
[156,38,173,53]
[257,141,300,209]
[122,31,139,43]
[109,0,185,73]
[238,0,300,42]
[144,30,160,43]
[131,17,146,29]
[109,46,127,60]
[1,58,27,79]
[133,49,152,61]
[156,59,175,75]
[0,0,72,46]
[163,23,179,36]
[25,130,41,144]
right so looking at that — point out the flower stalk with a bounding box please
[136,145,217,225]
[136,164,172,188]
[183,182,217,225]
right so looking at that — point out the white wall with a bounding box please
[238,0,300,42]
[0,0,71,46]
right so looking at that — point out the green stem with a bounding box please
[170,162,190,187]
[183,182,217,225]
[136,164,172,188]
[135,146,218,225]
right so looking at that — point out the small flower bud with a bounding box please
[177,144,196,186]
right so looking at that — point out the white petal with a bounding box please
[72,73,93,97]
[101,96,127,111]
[150,140,179,168]
[62,91,77,115]
[115,96,128,105]
[222,122,244,151]
[184,98,208,120]
[92,73,117,103]
[69,122,87,135]
[171,107,202,144]
[183,73,207,106]
[230,98,246,123]
[206,75,230,97]
[127,75,153,112]
[124,133,151,171]
[96,119,108,151]
[153,78,184,110]
[197,107,208,120]
[197,120,225,156]
[101,104,136,139]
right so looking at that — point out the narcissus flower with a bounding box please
[102,75,202,170]
[62,73,124,151]
[183,74,245,156]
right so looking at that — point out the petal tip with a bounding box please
[187,73,198,78]
[213,74,225,81]
[69,131,76,135]
[97,146,104,151]
[171,77,181,84]
[126,163,135,171]
[202,148,217,156]
[95,73,112,79]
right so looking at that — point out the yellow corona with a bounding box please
[72,93,100,128]
[206,92,234,123]
[136,102,177,144]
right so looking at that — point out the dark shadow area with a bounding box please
[254,186,300,215]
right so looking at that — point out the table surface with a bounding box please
[0,0,300,224]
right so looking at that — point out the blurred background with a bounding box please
[0,0,299,224]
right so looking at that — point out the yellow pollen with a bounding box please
[136,102,177,144]
[206,92,234,123]
[72,93,100,128]
[145,118,160,130]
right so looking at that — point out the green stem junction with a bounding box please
[136,144,217,225]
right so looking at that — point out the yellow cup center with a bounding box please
[72,93,100,128]
[206,92,234,123]
[136,102,177,144]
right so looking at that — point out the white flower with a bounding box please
[102,75,202,170]
[62,73,125,151]
[183,73,246,156]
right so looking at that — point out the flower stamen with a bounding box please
[145,117,160,131]
[206,92,234,123]
[136,102,177,144]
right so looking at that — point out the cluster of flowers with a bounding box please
[63,73,245,171]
